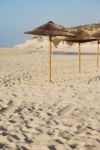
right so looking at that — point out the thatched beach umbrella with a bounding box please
[24,21,75,82]
[64,30,97,73]
[92,32,100,67]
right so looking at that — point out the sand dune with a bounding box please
[0,44,100,150]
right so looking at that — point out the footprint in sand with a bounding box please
[0,100,13,115]
[57,104,75,117]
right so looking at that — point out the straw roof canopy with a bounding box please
[24,21,75,37]
[92,32,100,39]
[64,30,97,43]
[92,32,100,43]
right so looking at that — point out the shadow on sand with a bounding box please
[53,51,98,56]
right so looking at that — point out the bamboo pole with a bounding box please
[78,43,81,73]
[97,40,99,67]
[49,36,52,82]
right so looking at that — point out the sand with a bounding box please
[0,43,100,150]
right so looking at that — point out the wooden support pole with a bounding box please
[49,36,52,82]
[97,40,99,67]
[78,43,81,73]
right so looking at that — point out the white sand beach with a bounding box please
[0,43,100,150]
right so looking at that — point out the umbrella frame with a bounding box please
[64,37,97,73]
[24,21,76,82]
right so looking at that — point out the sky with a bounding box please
[0,0,100,47]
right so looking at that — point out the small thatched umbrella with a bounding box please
[64,30,97,73]
[92,32,100,67]
[24,21,75,82]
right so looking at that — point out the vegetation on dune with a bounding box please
[67,23,100,33]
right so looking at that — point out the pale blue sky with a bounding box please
[0,0,100,47]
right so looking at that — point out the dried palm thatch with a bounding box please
[64,30,97,72]
[24,21,75,82]
[64,30,97,43]
[24,21,75,37]
[92,32,100,39]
